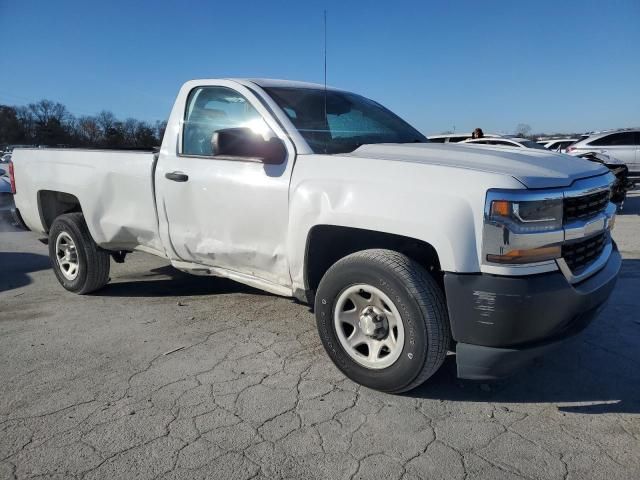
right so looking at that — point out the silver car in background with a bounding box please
[427,133,499,143]
[461,136,549,149]
[567,128,640,174]
[537,138,578,153]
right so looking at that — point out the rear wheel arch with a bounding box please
[38,190,83,233]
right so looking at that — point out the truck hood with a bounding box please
[347,143,608,189]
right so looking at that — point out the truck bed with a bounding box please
[12,148,164,255]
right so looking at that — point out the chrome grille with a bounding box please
[561,232,607,273]
[564,190,610,222]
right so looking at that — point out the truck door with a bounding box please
[155,81,296,289]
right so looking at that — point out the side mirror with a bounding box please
[212,128,286,165]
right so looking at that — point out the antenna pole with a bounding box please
[323,9,328,154]
[324,9,327,90]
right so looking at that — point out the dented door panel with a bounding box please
[155,80,296,287]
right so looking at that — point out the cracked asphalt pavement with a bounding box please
[1,191,639,480]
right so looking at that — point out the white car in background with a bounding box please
[537,139,578,153]
[427,133,499,143]
[462,137,549,150]
[567,128,640,174]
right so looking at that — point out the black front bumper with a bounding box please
[445,244,621,380]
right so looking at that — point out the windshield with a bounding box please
[263,87,427,154]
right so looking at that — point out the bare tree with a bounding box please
[1,99,164,149]
[0,106,26,144]
[77,116,102,145]
[515,123,532,138]
[122,118,139,146]
[14,106,36,141]
[95,111,116,136]
[155,120,167,143]
[27,100,70,126]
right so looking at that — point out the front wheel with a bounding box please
[48,213,110,294]
[314,249,450,393]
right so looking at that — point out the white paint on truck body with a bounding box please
[12,148,164,254]
[11,78,609,298]
[286,152,524,292]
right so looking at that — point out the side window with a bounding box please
[429,137,446,143]
[589,132,635,147]
[182,86,263,156]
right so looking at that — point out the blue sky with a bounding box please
[1,0,638,135]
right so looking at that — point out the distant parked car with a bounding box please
[462,137,549,150]
[4,145,33,153]
[567,129,640,174]
[0,168,13,209]
[573,151,634,206]
[537,139,578,153]
[427,133,499,143]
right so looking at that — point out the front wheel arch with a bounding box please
[304,225,443,303]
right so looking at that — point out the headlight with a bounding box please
[483,193,564,265]
[488,199,563,232]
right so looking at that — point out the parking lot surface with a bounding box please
[1,192,639,480]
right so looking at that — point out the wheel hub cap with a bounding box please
[55,231,79,281]
[334,284,405,370]
[358,306,389,340]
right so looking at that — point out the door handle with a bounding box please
[165,171,189,182]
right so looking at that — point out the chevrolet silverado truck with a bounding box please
[10,79,620,393]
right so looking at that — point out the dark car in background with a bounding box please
[0,167,13,210]
[574,152,635,206]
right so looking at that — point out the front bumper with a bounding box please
[444,243,621,380]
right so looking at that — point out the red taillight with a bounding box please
[8,161,16,194]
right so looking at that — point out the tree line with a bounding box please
[0,100,166,150]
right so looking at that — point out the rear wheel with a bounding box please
[315,249,450,393]
[48,213,110,294]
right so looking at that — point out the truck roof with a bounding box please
[233,78,344,92]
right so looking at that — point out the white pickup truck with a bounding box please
[11,79,620,393]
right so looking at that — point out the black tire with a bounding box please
[315,249,450,393]
[48,213,110,294]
